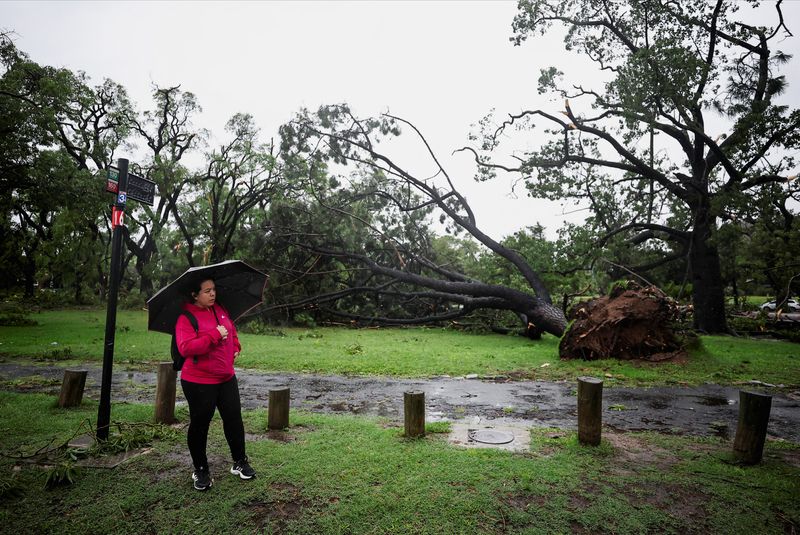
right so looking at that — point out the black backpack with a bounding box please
[171,310,199,371]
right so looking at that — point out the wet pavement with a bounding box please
[1,362,798,442]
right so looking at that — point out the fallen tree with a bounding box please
[272,105,568,337]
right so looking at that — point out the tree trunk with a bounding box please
[525,303,566,337]
[130,246,154,298]
[124,228,156,298]
[96,263,107,301]
[23,254,36,298]
[139,270,154,297]
[74,269,84,304]
[689,210,728,333]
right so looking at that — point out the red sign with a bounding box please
[111,207,125,228]
[106,179,119,193]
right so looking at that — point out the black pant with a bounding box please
[181,376,246,469]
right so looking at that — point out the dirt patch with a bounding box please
[774,447,800,468]
[568,521,595,534]
[494,492,548,533]
[501,491,547,511]
[247,430,295,443]
[568,493,593,510]
[560,286,685,361]
[615,480,711,532]
[137,449,185,484]
[564,481,603,511]
[604,432,681,475]
[247,424,315,443]
[247,482,319,533]
[160,448,231,480]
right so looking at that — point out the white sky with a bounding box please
[2,0,799,240]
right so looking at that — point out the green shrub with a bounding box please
[238,319,286,336]
[293,311,316,328]
[0,313,38,327]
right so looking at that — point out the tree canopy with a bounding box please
[467,0,799,332]
[1,3,798,335]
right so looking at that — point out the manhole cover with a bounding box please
[468,429,515,445]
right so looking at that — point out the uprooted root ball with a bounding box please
[559,286,685,361]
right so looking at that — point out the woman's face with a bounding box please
[193,279,216,308]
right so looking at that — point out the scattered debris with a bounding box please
[747,380,777,388]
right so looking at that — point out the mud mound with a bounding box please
[559,285,683,361]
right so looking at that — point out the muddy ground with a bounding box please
[1,362,798,442]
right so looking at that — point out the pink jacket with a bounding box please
[176,302,241,384]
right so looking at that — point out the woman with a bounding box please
[176,278,256,491]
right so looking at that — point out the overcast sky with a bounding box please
[2,1,798,240]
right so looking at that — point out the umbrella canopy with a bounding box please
[147,260,268,334]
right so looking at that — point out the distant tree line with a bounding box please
[1,0,798,336]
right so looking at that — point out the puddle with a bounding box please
[694,396,735,406]
[0,362,798,442]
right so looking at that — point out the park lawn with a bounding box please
[0,309,799,387]
[0,391,797,534]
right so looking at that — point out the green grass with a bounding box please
[726,295,770,308]
[3,311,797,532]
[1,309,799,387]
[0,392,797,534]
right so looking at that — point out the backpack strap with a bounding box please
[183,310,199,332]
[181,311,199,364]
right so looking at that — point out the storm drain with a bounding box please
[467,429,515,445]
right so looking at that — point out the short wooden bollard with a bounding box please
[58,369,88,408]
[733,390,772,465]
[404,391,425,438]
[268,387,290,430]
[577,377,603,446]
[154,362,177,424]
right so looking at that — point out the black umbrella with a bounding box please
[147,260,268,334]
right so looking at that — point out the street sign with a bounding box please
[106,166,156,206]
[127,174,155,206]
[106,168,119,193]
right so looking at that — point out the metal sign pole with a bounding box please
[97,158,129,441]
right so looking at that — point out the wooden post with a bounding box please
[577,377,603,446]
[268,387,290,430]
[404,391,425,438]
[733,390,772,465]
[154,362,177,424]
[58,369,88,408]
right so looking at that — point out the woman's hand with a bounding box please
[216,325,228,340]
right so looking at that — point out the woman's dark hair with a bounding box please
[188,278,216,301]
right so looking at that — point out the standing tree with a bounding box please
[469,0,798,332]
[183,113,284,264]
[0,35,129,298]
[726,181,800,306]
[125,85,201,295]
